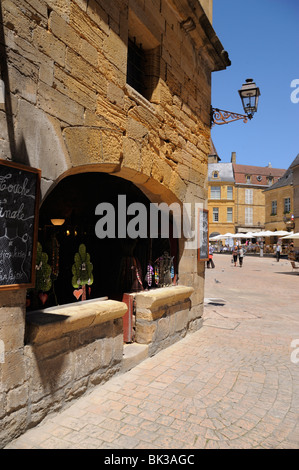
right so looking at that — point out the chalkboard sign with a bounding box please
[0,160,41,290]
[197,209,209,261]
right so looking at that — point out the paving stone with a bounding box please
[5,255,299,449]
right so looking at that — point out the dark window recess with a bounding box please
[127,38,160,101]
[127,38,145,96]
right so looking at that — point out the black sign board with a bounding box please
[0,160,41,290]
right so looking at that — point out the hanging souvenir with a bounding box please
[146,263,154,287]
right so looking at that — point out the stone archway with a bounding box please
[35,169,181,310]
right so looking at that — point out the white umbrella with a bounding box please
[282,232,299,239]
[271,230,291,237]
[209,235,222,240]
[253,230,273,237]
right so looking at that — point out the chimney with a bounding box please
[267,162,272,168]
[231,152,236,164]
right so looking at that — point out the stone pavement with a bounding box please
[4,254,299,449]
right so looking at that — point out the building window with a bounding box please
[245,207,253,224]
[227,207,233,222]
[126,38,160,102]
[271,200,277,215]
[213,171,219,179]
[246,175,251,184]
[211,186,221,200]
[268,176,274,185]
[213,207,219,222]
[284,197,291,213]
[227,186,233,200]
[245,189,253,204]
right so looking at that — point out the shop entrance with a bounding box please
[27,173,178,310]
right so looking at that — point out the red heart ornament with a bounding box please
[39,293,48,305]
[73,288,83,300]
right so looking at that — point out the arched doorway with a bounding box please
[27,172,179,310]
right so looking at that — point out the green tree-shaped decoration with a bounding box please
[72,244,93,300]
[35,242,52,293]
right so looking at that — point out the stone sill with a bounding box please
[125,84,156,115]
[134,285,194,311]
[25,297,128,345]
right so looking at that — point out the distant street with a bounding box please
[5,254,299,449]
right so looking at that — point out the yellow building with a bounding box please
[233,158,285,233]
[264,154,299,245]
[208,148,286,237]
[208,147,235,237]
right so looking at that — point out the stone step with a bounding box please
[122,343,149,373]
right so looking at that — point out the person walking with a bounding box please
[207,244,215,269]
[276,243,282,262]
[238,246,244,267]
[232,245,238,267]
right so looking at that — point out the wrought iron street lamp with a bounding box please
[211,78,260,126]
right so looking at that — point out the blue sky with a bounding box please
[211,0,299,170]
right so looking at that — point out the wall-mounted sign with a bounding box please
[0,160,41,290]
[198,209,209,261]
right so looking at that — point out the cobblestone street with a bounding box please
[5,254,299,449]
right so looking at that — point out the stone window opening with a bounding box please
[126,38,160,102]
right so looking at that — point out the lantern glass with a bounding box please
[238,78,260,119]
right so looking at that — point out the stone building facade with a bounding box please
[264,154,299,246]
[233,161,285,233]
[207,148,286,236]
[0,0,229,445]
[208,144,235,236]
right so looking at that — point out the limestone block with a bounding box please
[65,49,107,96]
[29,351,74,398]
[32,25,66,67]
[8,65,37,104]
[74,340,103,379]
[101,337,113,367]
[31,336,71,361]
[49,10,80,51]
[37,81,85,125]
[151,156,172,188]
[97,94,127,130]
[135,286,194,311]
[135,322,156,344]
[46,0,71,22]
[169,171,187,201]
[0,318,24,351]
[15,98,71,180]
[63,126,123,168]
[107,82,125,108]
[156,316,170,341]
[127,117,148,141]
[54,66,97,111]
[6,384,28,413]
[87,0,109,36]
[65,376,89,401]
[175,309,189,332]
[113,331,125,363]
[122,136,141,171]
[1,350,26,392]
[70,2,106,51]
[25,299,127,345]
[103,26,127,73]
[0,408,27,448]
[2,0,34,40]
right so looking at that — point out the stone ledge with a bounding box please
[134,285,194,311]
[25,298,128,345]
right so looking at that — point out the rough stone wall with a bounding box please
[0,0,219,330]
[0,0,228,446]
